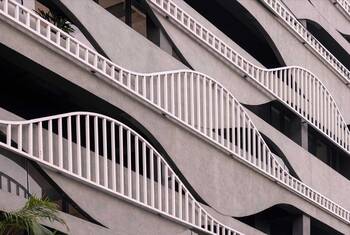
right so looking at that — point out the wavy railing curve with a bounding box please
[0,0,350,224]
[0,112,243,235]
[258,0,350,85]
[147,0,350,160]
[332,0,350,21]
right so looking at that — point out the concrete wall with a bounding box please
[151,0,272,106]
[284,0,350,39]
[149,0,350,218]
[0,19,350,234]
[0,190,122,235]
[58,0,187,73]
[234,0,350,124]
[0,153,41,196]
[246,108,350,218]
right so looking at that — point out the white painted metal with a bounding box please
[0,112,242,235]
[0,0,349,225]
[331,0,350,21]
[257,0,350,84]
[147,0,350,159]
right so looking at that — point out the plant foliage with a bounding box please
[35,9,75,34]
[0,196,68,235]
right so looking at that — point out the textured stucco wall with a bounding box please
[0,20,349,234]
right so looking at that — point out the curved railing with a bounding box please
[0,171,29,198]
[258,0,350,85]
[147,0,350,159]
[332,0,350,21]
[0,112,243,235]
[0,0,350,224]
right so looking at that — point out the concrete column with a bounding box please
[293,214,310,235]
[301,121,309,150]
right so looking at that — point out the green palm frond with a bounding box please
[0,196,68,235]
[34,9,75,34]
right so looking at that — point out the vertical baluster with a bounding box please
[184,73,188,123]
[278,70,282,99]
[150,149,155,207]
[164,74,168,111]
[127,130,132,197]
[55,30,61,47]
[253,127,256,167]
[76,43,80,59]
[274,71,278,95]
[17,124,22,151]
[3,0,8,14]
[171,73,175,114]
[25,10,30,28]
[209,80,213,139]
[157,155,162,210]
[291,68,295,109]
[178,183,182,219]
[14,4,19,20]
[157,74,161,106]
[203,77,207,136]
[165,166,169,213]
[36,17,40,34]
[198,208,202,228]
[242,113,246,159]
[38,122,43,161]
[247,121,251,162]
[283,69,287,102]
[150,75,154,102]
[262,141,266,171]
[76,116,82,176]
[6,124,11,146]
[171,173,176,216]
[58,118,63,168]
[312,77,316,125]
[94,116,100,184]
[119,125,124,195]
[220,88,224,145]
[237,104,241,156]
[190,73,195,126]
[142,142,147,204]
[185,191,189,221]
[177,73,182,119]
[85,116,91,180]
[118,69,123,83]
[231,101,236,153]
[191,199,196,224]
[197,74,201,131]
[316,82,320,128]
[103,119,108,187]
[214,84,219,142]
[127,73,131,89]
[111,123,116,191]
[67,116,72,171]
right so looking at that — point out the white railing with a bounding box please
[259,0,350,84]
[0,112,243,235]
[0,0,349,225]
[147,0,350,165]
[333,0,350,20]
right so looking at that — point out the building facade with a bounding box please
[0,0,350,234]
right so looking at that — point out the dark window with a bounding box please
[183,0,285,68]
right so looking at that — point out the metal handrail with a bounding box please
[147,0,350,164]
[0,111,243,235]
[0,0,349,225]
